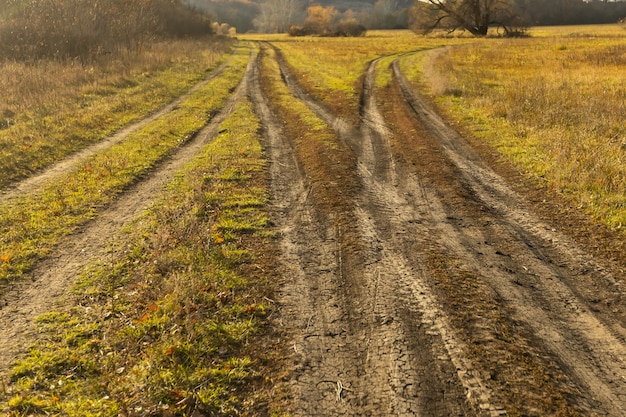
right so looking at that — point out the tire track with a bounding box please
[0,45,255,378]
[250,45,368,416]
[356,58,499,416]
[268,43,626,416]
[264,47,478,415]
[392,58,626,415]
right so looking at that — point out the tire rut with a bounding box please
[0,46,255,379]
[251,47,365,416]
[263,48,480,416]
[267,44,626,416]
[391,59,626,415]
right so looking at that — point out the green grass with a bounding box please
[1,98,278,416]
[0,44,251,289]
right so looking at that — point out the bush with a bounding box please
[288,8,367,38]
[287,25,310,37]
[334,21,367,37]
[0,0,214,62]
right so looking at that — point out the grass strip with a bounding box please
[0,39,231,189]
[1,98,280,417]
[260,45,358,220]
[0,45,251,289]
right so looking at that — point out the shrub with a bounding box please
[288,25,309,37]
[288,6,367,37]
[0,0,214,62]
[334,21,367,37]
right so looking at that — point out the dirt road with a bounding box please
[253,45,626,416]
[0,48,253,377]
[1,40,625,416]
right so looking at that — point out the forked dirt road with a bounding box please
[1,41,625,416]
[253,45,626,416]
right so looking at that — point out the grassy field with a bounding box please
[3,96,279,416]
[258,31,471,124]
[398,25,626,233]
[0,38,231,188]
[0,46,249,289]
[1,23,625,416]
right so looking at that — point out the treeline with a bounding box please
[185,0,410,33]
[0,0,215,62]
[518,0,626,26]
[287,5,367,36]
[184,0,626,34]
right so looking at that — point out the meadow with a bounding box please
[400,25,626,233]
[1,23,625,416]
[4,94,278,416]
[0,39,230,188]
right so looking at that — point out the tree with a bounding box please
[254,0,302,33]
[302,4,338,35]
[360,0,410,29]
[410,0,525,36]
[289,6,366,37]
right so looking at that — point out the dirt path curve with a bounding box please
[0,48,237,205]
[0,46,255,379]
[391,59,626,416]
[262,44,626,416]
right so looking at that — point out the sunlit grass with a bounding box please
[0,38,231,188]
[1,98,277,416]
[0,45,251,289]
[528,24,625,37]
[408,28,626,232]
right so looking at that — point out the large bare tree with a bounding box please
[410,0,523,36]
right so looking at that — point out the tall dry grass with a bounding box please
[0,0,214,61]
[421,30,626,231]
[0,39,224,115]
[0,0,228,186]
[0,38,231,187]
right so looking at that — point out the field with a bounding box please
[0,25,625,416]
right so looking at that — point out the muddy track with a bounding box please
[260,46,626,416]
[0,46,255,378]
[262,48,478,416]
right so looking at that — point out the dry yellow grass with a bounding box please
[413,26,626,232]
[0,40,219,113]
[0,39,229,186]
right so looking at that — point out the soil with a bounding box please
[1,42,626,417]
[253,47,626,416]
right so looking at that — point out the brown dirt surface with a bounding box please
[251,45,626,417]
